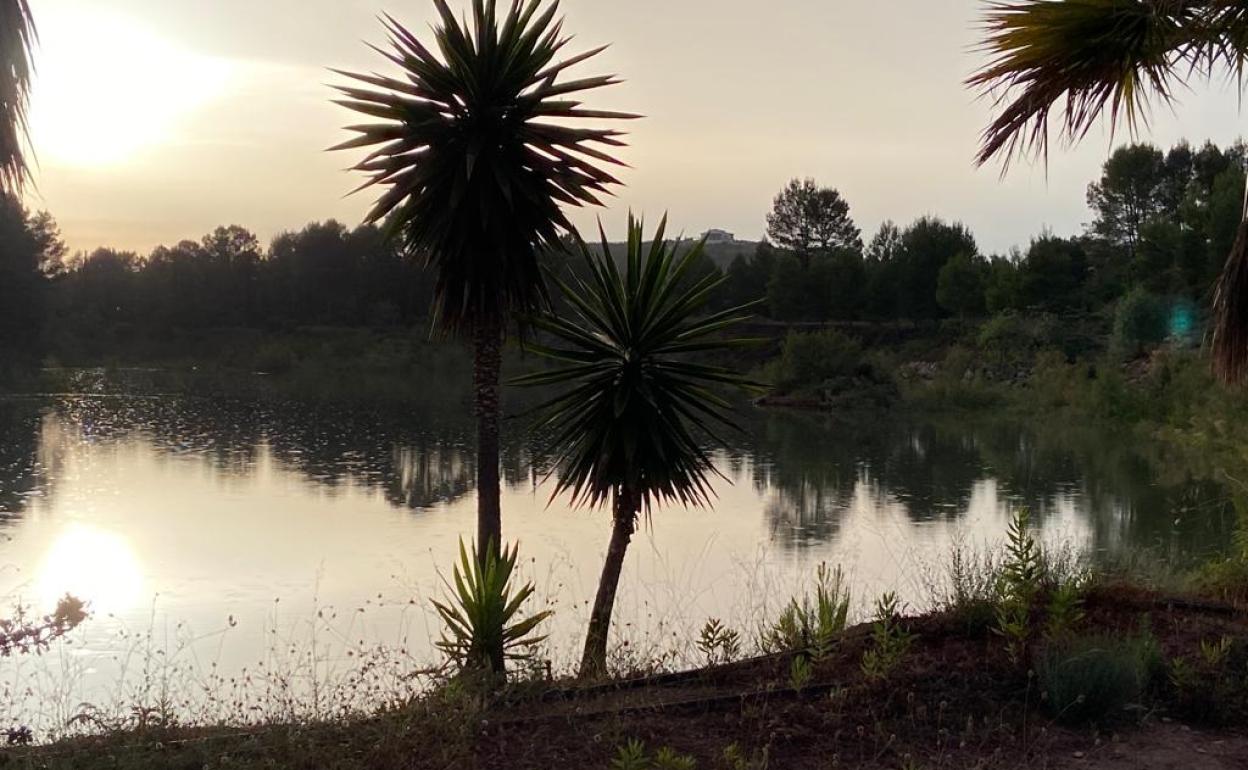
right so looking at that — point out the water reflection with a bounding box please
[0,395,1238,564]
[0,401,43,518]
[37,524,143,614]
[743,410,1236,560]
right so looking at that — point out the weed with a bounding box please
[1044,579,1085,640]
[861,593,915,681]
[1169,635,1248,724]
[613,738,650,770]
[612,740,698,770]
[653,746,698,770]
[788,654,813,692]
[722,742,768,770]
[696,619,742,667]
[995,509,1042,664]
[758,563,849,658]
[940,545,1001,634]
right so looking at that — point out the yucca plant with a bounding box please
[332,0,636,600]
[967,0,1248,382]
[432,538,552,680]
[515,215,757,677]
[0,0,36,194]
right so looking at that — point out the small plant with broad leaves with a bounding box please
[697,618,742,667]
[759,563,849,659]
[433,539,551,680]
[861,592,915,681]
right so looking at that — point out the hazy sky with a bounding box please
[22,0,1248,256]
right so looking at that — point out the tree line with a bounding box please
[0,139,1242,366]
[720,141,1247,325]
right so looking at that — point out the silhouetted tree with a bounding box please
[332,0,634,677]
[766,178,862,264]
[0,197,57,365]
[894,217,978,321]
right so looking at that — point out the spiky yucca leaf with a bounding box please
[0,0,35,193]
[514,215,758,515]
[332,0,638,334]
[968,0,1203,170]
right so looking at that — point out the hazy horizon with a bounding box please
[21,0,1248,257]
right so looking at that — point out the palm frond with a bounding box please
[0,0,36,194]
[968,0,1203,170]
[333,0,639,334]
[514,215,759,516]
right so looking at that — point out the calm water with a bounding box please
[0,379,1236,729]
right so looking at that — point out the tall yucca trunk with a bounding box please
[579,486,637,679]
[473,316,504,565]
[1211,174,1248,385]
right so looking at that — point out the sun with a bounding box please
[27,6,234,169]
[37,524,144,617]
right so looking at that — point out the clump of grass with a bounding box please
[1039,632,1161,725]
[938,544,1002,634]
[757,563,849,658]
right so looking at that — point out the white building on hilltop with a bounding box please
[702,228,735,243]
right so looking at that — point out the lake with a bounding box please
[0,374,1236,731]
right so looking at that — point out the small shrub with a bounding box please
[653,747,698,770]
[613,739,650,770]
[1169,635,1248,725]
[1039,633,1159,724]
[995,509,1043,664]
[612,741,698,770]
[723,743,769,770]
[1111,288,1168,359]
[766,330,865,393]
[1045,579,1086,640]
[788,654,813,692]
[759,563,849,658]
[940,545,1001,634]
[432,539,552,681]
[696,618,741,667]
[861,592,915,681]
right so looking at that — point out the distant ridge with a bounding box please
[600,237,761,270]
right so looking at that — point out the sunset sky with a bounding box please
[22,0,1248,257]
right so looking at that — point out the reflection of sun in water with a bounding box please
[28,6,233,168]
[38,525,143,615]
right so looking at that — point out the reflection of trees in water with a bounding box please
[746,413,984,548]
[744,409,1237,558]
[0,402,44,518]
[4,393,1240,559]
[11,396,544,514]
[971,417,1236,560]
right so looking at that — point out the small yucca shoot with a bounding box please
[432,538,552,680]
